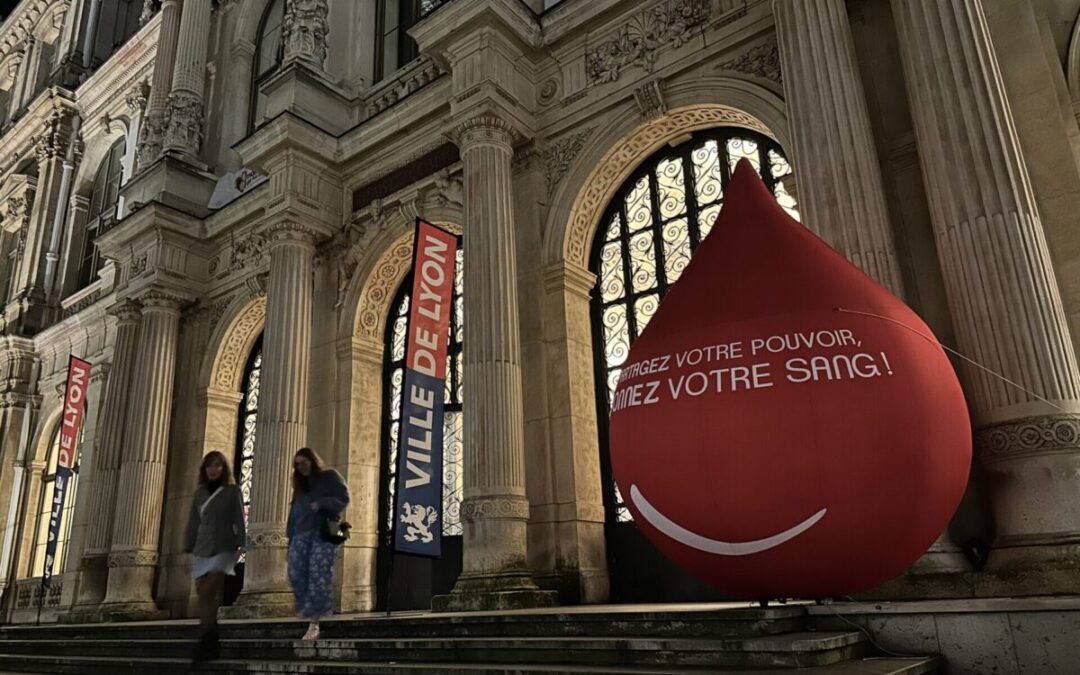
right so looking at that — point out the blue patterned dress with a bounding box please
[286,469,349,620]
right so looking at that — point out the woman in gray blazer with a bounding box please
[184,450,246,661]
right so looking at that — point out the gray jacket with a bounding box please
[184,484,246,557]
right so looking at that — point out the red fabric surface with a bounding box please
[608,160,971,598]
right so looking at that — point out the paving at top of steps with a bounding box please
[0,603,943,674]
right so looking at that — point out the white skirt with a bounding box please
[192,551,238,580]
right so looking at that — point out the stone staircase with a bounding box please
[0,604,942,674]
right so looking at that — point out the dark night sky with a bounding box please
[0,0,21,23]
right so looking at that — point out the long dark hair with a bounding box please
[199,450,236,486]
[292,447,326,497]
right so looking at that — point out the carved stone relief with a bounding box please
[585,0,711,84]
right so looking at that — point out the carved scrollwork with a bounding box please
[108,550,159,567]
[248,527,288,548]
[715,40,782,84]
[976,414,1080,463]
[585,0,710,85]
[541,129,593,199]
[460,496,531,522]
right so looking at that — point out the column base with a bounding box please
[219,590,297,619]
[979,541,1080,596]
[74,601,170,623]
[432,572,558,612]
[73,555,110,608]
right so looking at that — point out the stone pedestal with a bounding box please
[99,292,182,619]
[892,0,1080,595]
[227,222,317,618]
[772,0,904,296]
[72,300,141,610]
[432,115,556,612]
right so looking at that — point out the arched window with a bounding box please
[234,335,262,544]
[250,0,284,131]
[76,139,125,292]
[589,128,797,598]
[28,424,82,578]
[375,1,441,82]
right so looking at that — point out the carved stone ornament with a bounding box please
[136,109,167,168]
[126,79,151,114]
[107,550,159,567]
[108,299,143,324]
[229,229,268,272]
[634,79,666,120]
[541,129,593,199]
[282,0,329,69]
[975,414,1080,463]
[139,0,160,25]
[715,40,782,84]
[248,527,288,549]
[164,90,205,156]
[585,0,711,85]
[454,115,518,150]
[460,495,531,522]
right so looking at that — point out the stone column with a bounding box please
[282,0,330,73]
[74,300,140,608]
[893,0,1080,592]
[231,221,315,616]
[163,0,211,159]
[772,0,904,296]
[101,292,182,617]
[136,0,182,169]
[432,115,556,611]
[80,0,104,69]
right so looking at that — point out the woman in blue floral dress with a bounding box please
[287,447,349,640]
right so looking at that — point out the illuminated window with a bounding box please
[29,425,82,578]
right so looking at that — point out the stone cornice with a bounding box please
[410,0,542,63]
[0,0,67,61]
[0,88,77,178]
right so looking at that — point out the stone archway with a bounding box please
[537,95,789,604]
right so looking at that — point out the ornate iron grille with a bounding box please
[589,128,798,522]
[234,334,263,562]
[380,247,464,539]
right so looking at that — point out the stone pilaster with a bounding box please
[136,0,182,169]
[100,292,182,618]
[432,115,556,612]
[893,0,1080,593]
[229,221,316,617]
[772,0,904,296]
[163,0,211,159]
[282,0,330,73]
[73,300,141,608]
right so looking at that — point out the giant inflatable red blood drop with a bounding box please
[608,160,971,598]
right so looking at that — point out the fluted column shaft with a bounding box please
[237,222,314,611]
[76,300,141,607]
[102,293,181,611]
[136,0,182,169]
[892,0,1080,563]
[163,0,210,158]
[772,0,904,296]
[434,116,554,611]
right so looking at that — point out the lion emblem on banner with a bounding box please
[401,503,439,543]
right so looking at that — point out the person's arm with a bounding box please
[315,469,350,514]
[183,491,200,554]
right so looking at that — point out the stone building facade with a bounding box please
[1,0,1080,626]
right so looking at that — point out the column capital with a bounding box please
[107,298,143,324]
[451,113,521,152]
[135,289,187,312]
[262,219,322,250]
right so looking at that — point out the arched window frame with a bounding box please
[589,128,798,523]
[378,246,465,544]
[74,139,126,293]
[234,333,263,548]
[249,0,284,131]
[27,421,84,579]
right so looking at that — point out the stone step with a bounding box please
[0,606,808,641]
[0,631,869,668]
[0,652,943,674]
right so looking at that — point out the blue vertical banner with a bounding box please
[393,219,459,557]
[44,355,92,584]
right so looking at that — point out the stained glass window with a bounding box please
[381,247,464,537]
[590,129,798,522]
[234,334,262,562]
[28,426,81,578]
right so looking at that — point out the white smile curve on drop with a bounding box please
[630,484,827,556]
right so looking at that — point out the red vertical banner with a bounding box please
[393,219,459,557]
[43,356,92,583]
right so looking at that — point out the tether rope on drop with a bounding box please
[834,307,1069,414]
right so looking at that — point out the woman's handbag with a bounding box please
[320,515,351,545]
